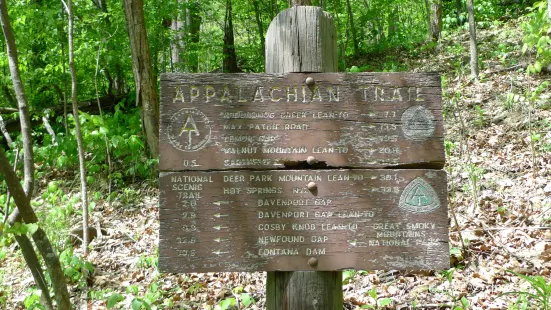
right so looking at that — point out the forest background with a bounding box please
[0,0,551,309]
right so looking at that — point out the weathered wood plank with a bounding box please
[265,6,337,73]
[158,169,449,273]
[160,72,444,171]
[264,7,342,308]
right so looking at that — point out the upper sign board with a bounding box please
[160,73,444,171]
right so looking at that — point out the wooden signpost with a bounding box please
[158,4,448,310]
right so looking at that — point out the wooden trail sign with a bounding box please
[158,72,449,273]
[159,169,448,272]
[158,5,448,310]
[160,72,444,171]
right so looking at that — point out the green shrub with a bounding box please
[522,1,551,74]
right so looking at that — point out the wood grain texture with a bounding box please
[264,8,341,309]
[158,169,449,272]
[266,271,342,310]
[265,6,337,73]
[160,72,444,171]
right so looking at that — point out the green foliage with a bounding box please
[59,248,94,287]
[441,268,456,285]
[216,287,256,310]
[463,163,484,211]
[539,119,551,153]
[450,246,463,261]
[436,268,470,310]
[504,91,525,110]
[137,254,158,269]
[444,140,456,158]
[443,0,520,34]
[0,271,9,308]
[23,288,46,310]
[109,280,175,309]
[34,101,156,183]
[509,294,530,310]
[2,222,38,237]
[361,287,392,309]
[473,105,487,127]
[492,42,518,67]
[522,1,551,74]
[343,269,356,283]
[343,269,368,284]
[503,270,551,310]
[107,292,125,309]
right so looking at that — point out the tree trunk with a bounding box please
[467,0,478,80]
[252,0,265,59]
[0,125,52,310]
[123,0,160,158]
[0,0,34,196]
[92,0,110,24]
[387,5,398,40]
[1,150,72,310]
[186,0,201,72]
[265,6,342,310]
[67,0,89,257]
[170,0,184,70]
[345,0,359,56]
[270,0,276,20]
[1,5,71,307]
[59,3,69,136]
[456,0,463,25]
[14,235,54,310]
[0,115,13,146]
[223,0,239,73]
[430,0,442,42]
[424,0,432,40]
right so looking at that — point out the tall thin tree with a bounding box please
[456,0,463,25]
[424,0,432,40]
[346,0,359,56]
[467,0,479,80]
[252,0,265,58]
[0,0,72,307]
[431,0,442,42]
[223,0,239,73]
[62,0,89,257]
[170,0,184,71]
[123,0,160,158]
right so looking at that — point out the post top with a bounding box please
[292,0,312,6]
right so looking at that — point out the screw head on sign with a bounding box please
[307,182,317,191]
[306,156,318,165]
[308,257,318,267]
[305,77,315,86]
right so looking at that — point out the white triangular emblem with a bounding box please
[398,177,440,213]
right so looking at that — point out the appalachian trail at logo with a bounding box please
[401,105,435,141]
[168,108,212,152]
[398,177,440,213]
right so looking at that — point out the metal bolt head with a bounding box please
[307,182,317,190]
[306,156,318,165]
[308,257,318,267]
[305,77,315,86]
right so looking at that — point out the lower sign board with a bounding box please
[159,169,449,272]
